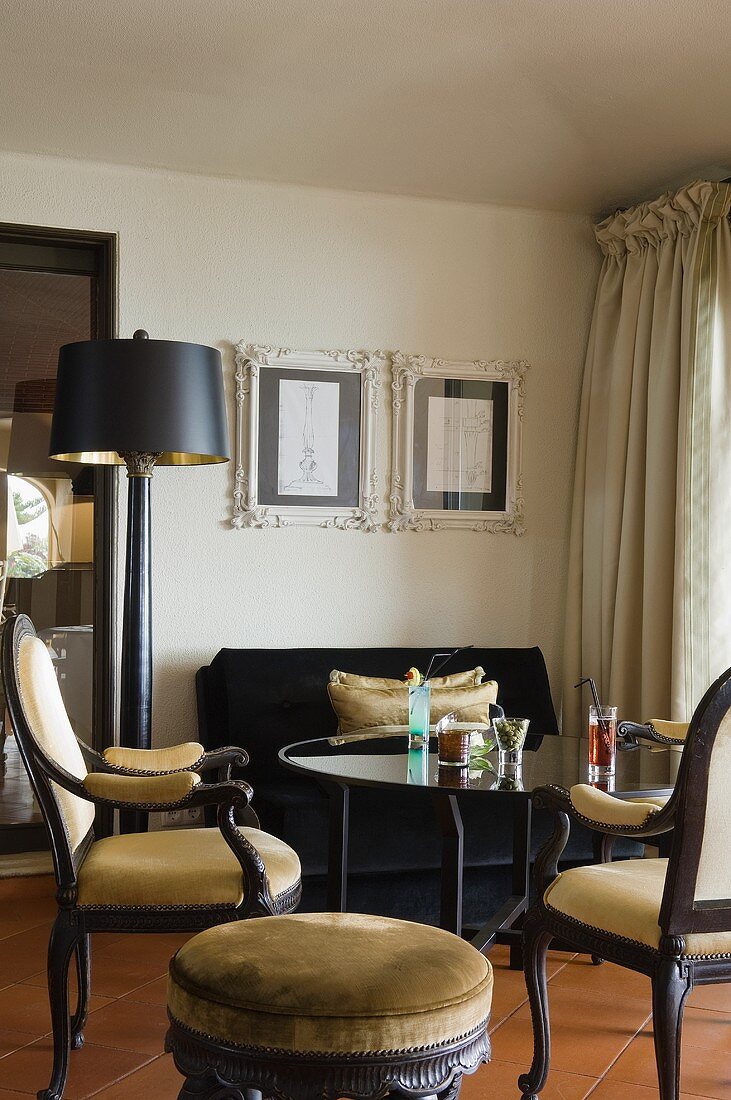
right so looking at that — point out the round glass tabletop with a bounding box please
[280,733,679,799]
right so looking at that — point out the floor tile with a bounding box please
[83,997,169,1056]
[491,976,651,1078]
[89,1053,182,1098]
[0,873,54,903]
[461,1059,596,1099]
[0,1090,48,1098]
[0,923,54,987]
[607,1018,731,1098]
[0,1038,149,1098]
[486,945,569,1033]
[123,975,168,1006]
[23,949,169,1000]
[548,955,650,1000]
[0,982,110,1042]
[0,1027,40,1059]
[689,983,731,1015]
[589,1079,717,1099]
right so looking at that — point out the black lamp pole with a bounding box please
[50,330,229,829]
[119,447,157,752]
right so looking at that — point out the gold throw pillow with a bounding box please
[329,666,486,689]
[327,678,499,735]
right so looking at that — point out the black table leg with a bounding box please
[430,792,464,935]
[323,782,349,913]
[471,795,532,970]
[509,796,532,969]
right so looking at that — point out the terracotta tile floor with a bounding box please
[2,876,731,1098]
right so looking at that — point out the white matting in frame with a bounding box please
[389,352,528,533]
[232,343,384,530]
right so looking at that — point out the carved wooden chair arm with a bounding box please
[193,746,250,783]
[82,770,204,808]
[618,719,688,747]
[37,748,256,815]
[568,783,674,836]
[531,783,676,896]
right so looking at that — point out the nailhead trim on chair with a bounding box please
[104,754,207,777]
[543,902,731,959]
[647,723,685,745]
[570,806,659,833]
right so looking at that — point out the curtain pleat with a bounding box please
[563,181,731,734]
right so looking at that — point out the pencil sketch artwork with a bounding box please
[426,396,493,493]
[277,378,340,497]
[388,352,527,533]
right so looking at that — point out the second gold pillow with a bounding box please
[327,678,499,735]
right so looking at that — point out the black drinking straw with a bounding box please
[425,645,474,682]
[574,676,612,751]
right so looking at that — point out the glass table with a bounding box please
[280,733,679,965]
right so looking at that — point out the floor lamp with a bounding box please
[49,331,229,829]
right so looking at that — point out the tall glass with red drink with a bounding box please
[588,705,617,777]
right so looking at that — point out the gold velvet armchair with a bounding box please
[2,614,302,1100]
[520,665,731,1100]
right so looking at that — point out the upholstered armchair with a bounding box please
[1,614,302,1100]
[519,665,731,1100]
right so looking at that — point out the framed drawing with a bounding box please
[388,352,528,534]
[232,343,384,530]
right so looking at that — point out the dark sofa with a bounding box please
[196,646,638,926]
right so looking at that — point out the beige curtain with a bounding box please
[563,181,731,734]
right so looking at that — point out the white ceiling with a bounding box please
[2,0,730,214]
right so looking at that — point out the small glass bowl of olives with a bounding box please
[493,717,530,772]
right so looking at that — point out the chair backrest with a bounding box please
[2,614,95,889]
[660,663,731,939]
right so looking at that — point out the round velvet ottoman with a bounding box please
[166,912,493,1100]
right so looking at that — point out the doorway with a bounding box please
[0,223,117,853]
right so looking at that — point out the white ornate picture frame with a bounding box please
[389,352,528,534]
[232,343,383,530]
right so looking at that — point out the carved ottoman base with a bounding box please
[166,1016,491,1100]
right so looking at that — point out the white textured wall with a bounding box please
[0,150,599,742]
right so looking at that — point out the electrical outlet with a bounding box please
[162,806,203,828]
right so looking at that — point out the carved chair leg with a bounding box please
[518,914,554,1099]
[70,933,91,1049]
[39,912,79,1100]
[652,960,692,1100]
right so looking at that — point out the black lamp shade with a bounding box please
[49,337,230,465]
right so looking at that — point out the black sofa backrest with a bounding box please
[196,646,559,784]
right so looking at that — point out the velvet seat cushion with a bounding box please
[168,913,493,1054]
[544,858,731,956]
[77,827,300,908]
